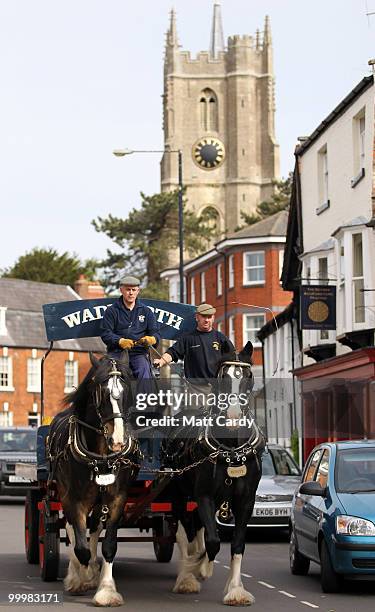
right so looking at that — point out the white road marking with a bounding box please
[258,580,275,589]
[223,565,230,569]
[241,573,252,578]
[300,601,319,609]
[279,590,296,598]
[214,560,220,564]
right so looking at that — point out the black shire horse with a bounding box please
[47,353,139,606]
[164,342,265,606]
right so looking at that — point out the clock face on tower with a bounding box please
[192,137,226,170]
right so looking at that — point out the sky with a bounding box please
[1,0,374,270]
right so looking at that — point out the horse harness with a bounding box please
[47,359,139,487]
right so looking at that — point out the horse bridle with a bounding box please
[68,358,136,464]
[200,360,263,463]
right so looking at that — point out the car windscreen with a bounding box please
[0,431,37,452]
[336,448,375,493]
[262,449,301,476]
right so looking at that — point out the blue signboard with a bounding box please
[300,285,336,330]
[43,298,196,342]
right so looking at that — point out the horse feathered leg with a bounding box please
[223,460,260,606]
[93,494,126,607]
[173,522,201,594]
[223,554,255,606]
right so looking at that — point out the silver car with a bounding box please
[217,444,301,532]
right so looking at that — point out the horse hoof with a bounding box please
[64,576,90,594]
[199,556,214,580]
[92,588,124,607]
[223,587,255,606]
[173,573,201,594]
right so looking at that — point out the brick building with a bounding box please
[0,278,105,426]
[162,211,292,379]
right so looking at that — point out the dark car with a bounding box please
[217,444,301,531]
[0,427,37,496]
[290,440,375,593]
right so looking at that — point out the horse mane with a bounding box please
[62,356,133,415]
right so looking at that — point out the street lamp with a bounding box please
[113,148,184,303]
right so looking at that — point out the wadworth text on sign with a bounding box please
[43,298,196,342]
[300,285,336,330]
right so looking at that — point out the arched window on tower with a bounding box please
[199,89,218,132]
[200,206,221,246]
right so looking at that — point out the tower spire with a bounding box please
[209,2,225,58]
[263,15,272,47]
[167,8,179,48]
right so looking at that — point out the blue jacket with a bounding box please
[101,298,161,355]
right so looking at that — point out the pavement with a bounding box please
[0,499,375,611]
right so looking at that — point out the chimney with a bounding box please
[74,275,105,299]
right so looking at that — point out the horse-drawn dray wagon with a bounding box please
[18,296,265,607]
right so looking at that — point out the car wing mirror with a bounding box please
[299,481,326,497]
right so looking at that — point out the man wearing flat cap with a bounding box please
[154,303,235,383]
[101,276,160,380]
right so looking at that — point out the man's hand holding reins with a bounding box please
[153,353,173,368]
[119,338,135,350]
[137,335,157,347]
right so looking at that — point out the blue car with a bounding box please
[290,440,375,592]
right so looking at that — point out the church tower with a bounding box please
[161,4,279,236]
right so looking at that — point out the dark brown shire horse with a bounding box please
[47,352,139,606]
[163,342,265,606]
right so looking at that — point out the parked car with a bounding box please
[290,440,375,593]
[0,427,37,496]
[217,444,301,532]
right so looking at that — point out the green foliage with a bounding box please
[1,248,99,287]
[92,189,217,297]
[291,429,300,466]
[240,172,293,227]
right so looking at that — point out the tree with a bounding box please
[92,189,218,297]
[240,172,293,227]
[1,248,99,287]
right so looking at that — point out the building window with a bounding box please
[229,316,235,345]
[352,233,365,323]
[318,145,329,205]
[243,252,265,285]
[28,413,40,428]
[199,88,218,132]
[217,264,223,295]
[229,255,234,288]
[0,403,13,426]
[190,277,195,305]
[200,272,206,302]
[243,314,266,346]
[64,360,78,392]
[0,356,13,390]
[318,257,328,285]
[27,358,41,392]
[217,321,223,333]
[352,109,366,181]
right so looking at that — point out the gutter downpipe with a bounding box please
[261,338,268,441]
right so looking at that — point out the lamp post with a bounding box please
[113,148,184,303]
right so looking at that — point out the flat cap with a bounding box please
[196,303,216,315]
[119,275,140,287]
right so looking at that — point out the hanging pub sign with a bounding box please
[300,285,336,330]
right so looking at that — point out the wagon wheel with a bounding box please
[39,506,60,581]
[25,489,41,564]
[153,518,175,563]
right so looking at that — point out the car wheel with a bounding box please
[289,528,310,575]
[320,539,341,593]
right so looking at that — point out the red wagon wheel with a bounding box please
[25,489,41,564]
[39,505,60,582]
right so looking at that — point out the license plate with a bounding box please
[253,507,290,517]
[8,475,31,483]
